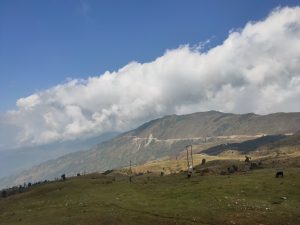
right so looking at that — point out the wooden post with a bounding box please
[129,160,132,182]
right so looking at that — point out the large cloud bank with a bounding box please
[1,6,300,147]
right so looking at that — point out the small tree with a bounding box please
[18,185,23,193]
[245,156,251,163]
[201,158,206,165]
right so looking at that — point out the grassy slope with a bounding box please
[0,168,300,225]
[128,154,245,175]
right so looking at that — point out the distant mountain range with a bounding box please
[1,111,300,188]
[0,132,119,179]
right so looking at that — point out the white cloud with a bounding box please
[1,6,300,147]
[16,94,40,110]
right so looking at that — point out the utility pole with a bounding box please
[186,145,194,178]
[130,160,132,173]
[176,155,180,173]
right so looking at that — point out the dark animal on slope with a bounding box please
[227,165,238,173]
[61,174,66,181]
[276,171,284,178]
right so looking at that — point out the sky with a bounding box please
[0,1,300,150]
[1,0,299,112]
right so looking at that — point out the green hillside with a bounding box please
[1,168,300,225]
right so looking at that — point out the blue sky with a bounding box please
[0,0,299,112]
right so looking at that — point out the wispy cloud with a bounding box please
[79,0,90,16]
[1,6,300,148]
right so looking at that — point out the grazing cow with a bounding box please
[276,171,284,178]
[227,165,238,173]
[1,190,7,198]
[61,174,66,181]
[187,165,193,178]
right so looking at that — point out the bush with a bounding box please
[250,162,258,170]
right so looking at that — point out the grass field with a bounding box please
[0,168,299,225]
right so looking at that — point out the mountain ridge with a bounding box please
[1,110,300,188]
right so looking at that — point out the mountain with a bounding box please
[202,133,300,155]
[0,132,119,179]
[1,111,300,188]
